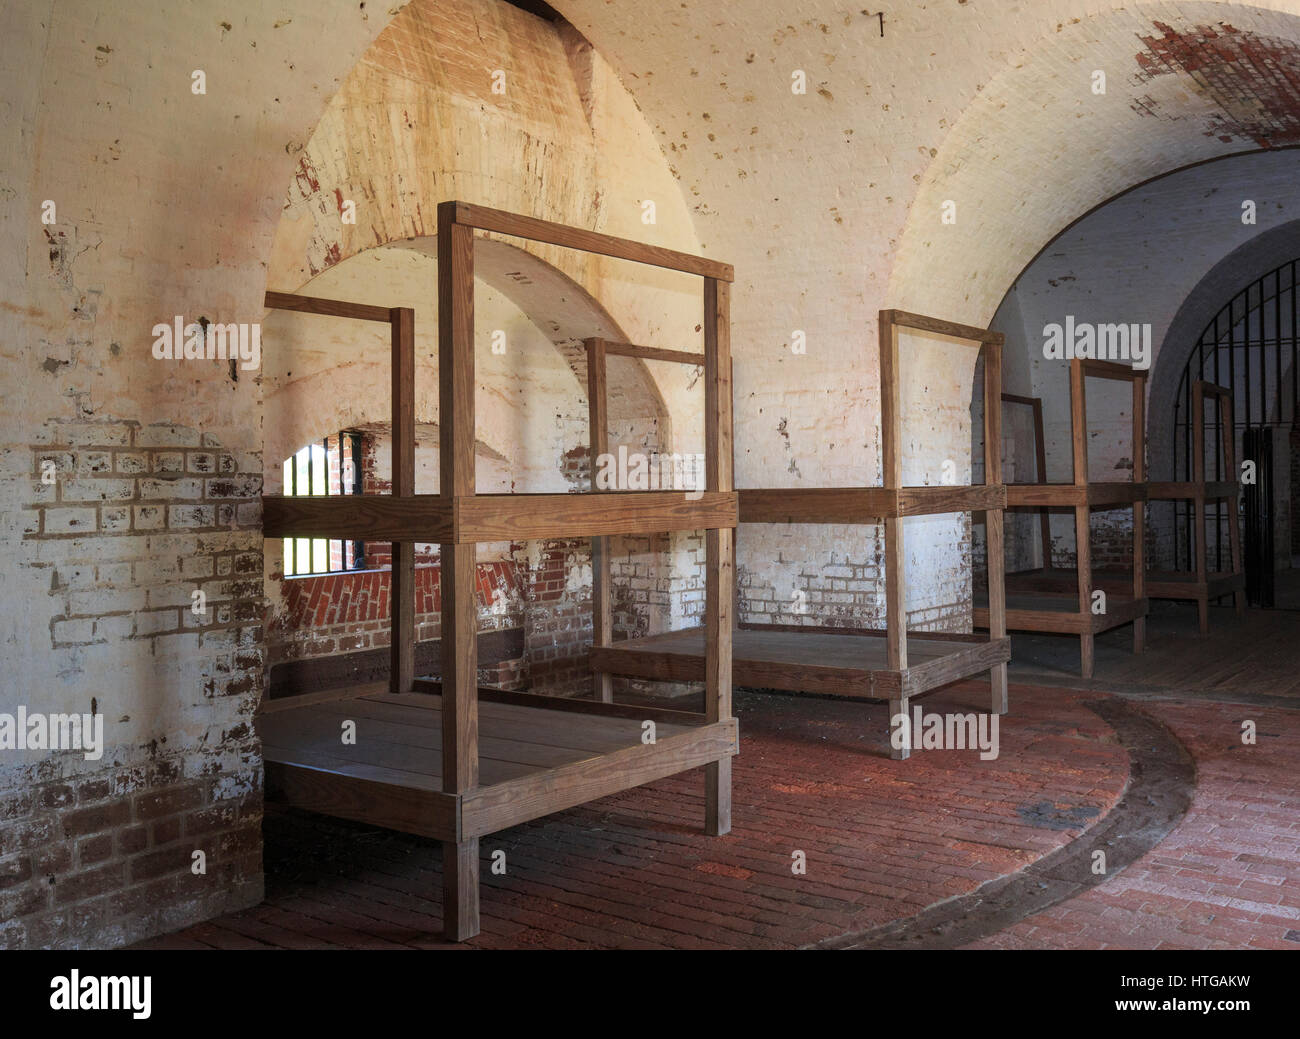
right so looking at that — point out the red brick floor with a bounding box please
[969,698,1300,950]
[128,682,1300,950]
[136,683,1143,949]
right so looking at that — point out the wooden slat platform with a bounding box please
[261,688,738,844]
[974,568,1147,635]
[991,566,1241,607]
[591,626,1010,700]
[1091,566,1245,633]
[1095,567,1244,601]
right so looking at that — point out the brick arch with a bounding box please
[1148,220,1300,483]
[395,235,673,444]
[889,2,1300,336]
[263,238,672,484]
[260,238,670,702]
[266,0,704,459]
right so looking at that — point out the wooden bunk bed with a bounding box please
[258,201,739,942]
[590,309,1011,760]
[998,392,1053,570]
[1116,379,1244,633]
[973,359,1147,679]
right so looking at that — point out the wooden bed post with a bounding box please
[704,279,734,835]
[390,307,416,695]
[586,338,614,703]
[983,336,1008,715]
[731,357,740,636]
[879,312,909,757]
[1069,360,1095,679]
[1132,371,1147,652]
[438,201,480,941]
[1031,398,1051,567]
[999,393,1052,567]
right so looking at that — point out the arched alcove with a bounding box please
[982,148,1300,584]
[262,238,674,484]
[1149,220,1300,481]
[257,0,714,699]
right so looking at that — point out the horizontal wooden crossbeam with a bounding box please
[1077,357,1148,381]
[880,309,1005,345]
[263,491,738,542]
[458,719,739,840]
[461,492,736,540]
[1147,480,1238,500]
[1005,482,1147,507]
[896,484,1006,515]
[738,484,1005,523]
[600,339,705,365]
[264,291,394,323]
[446,201,734,282]
[590,627,1011,701]
[264,495,454,541]
[739,487,895,523]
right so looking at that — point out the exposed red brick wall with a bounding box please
[1135,22,1300,147]
[6,420,265,949]
[267,543,604,696]
[1048,512,1137,571]
[520,538,593,694]
[2,761,260,949]
[270,560,527,666]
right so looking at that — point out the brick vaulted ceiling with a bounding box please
[555,1,1300,315]
[547,1,1300,482]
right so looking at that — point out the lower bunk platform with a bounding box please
[973,566,1148,678]
[259,680,738,938]
[590,625,1010,760]
[1094,566,1244,635]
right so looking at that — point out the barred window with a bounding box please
[282,431,367,577]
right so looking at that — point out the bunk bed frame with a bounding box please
[999,392,1053,567]
[590,309,1011,760]
[1132,379,1245,632]
[1002,381,1242,635]
[258,201,739,942]
[973,359,1147,679]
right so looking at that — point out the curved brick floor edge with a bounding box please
[812,698,1195,950]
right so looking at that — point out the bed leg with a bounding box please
[1197,596,1209,635]
[989,662,1008,715]
[442,838,480,942]
[1079,632,1095,679]
[1132,616,1145,654]
[890,696,910,760]
[705,757,731,836]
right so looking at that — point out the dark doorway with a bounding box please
[1243,427,1275,607]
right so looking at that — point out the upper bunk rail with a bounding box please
[447,201,734,282]
[880,309,1005,345]
[264,291,394,323]
[598,338,704,365]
